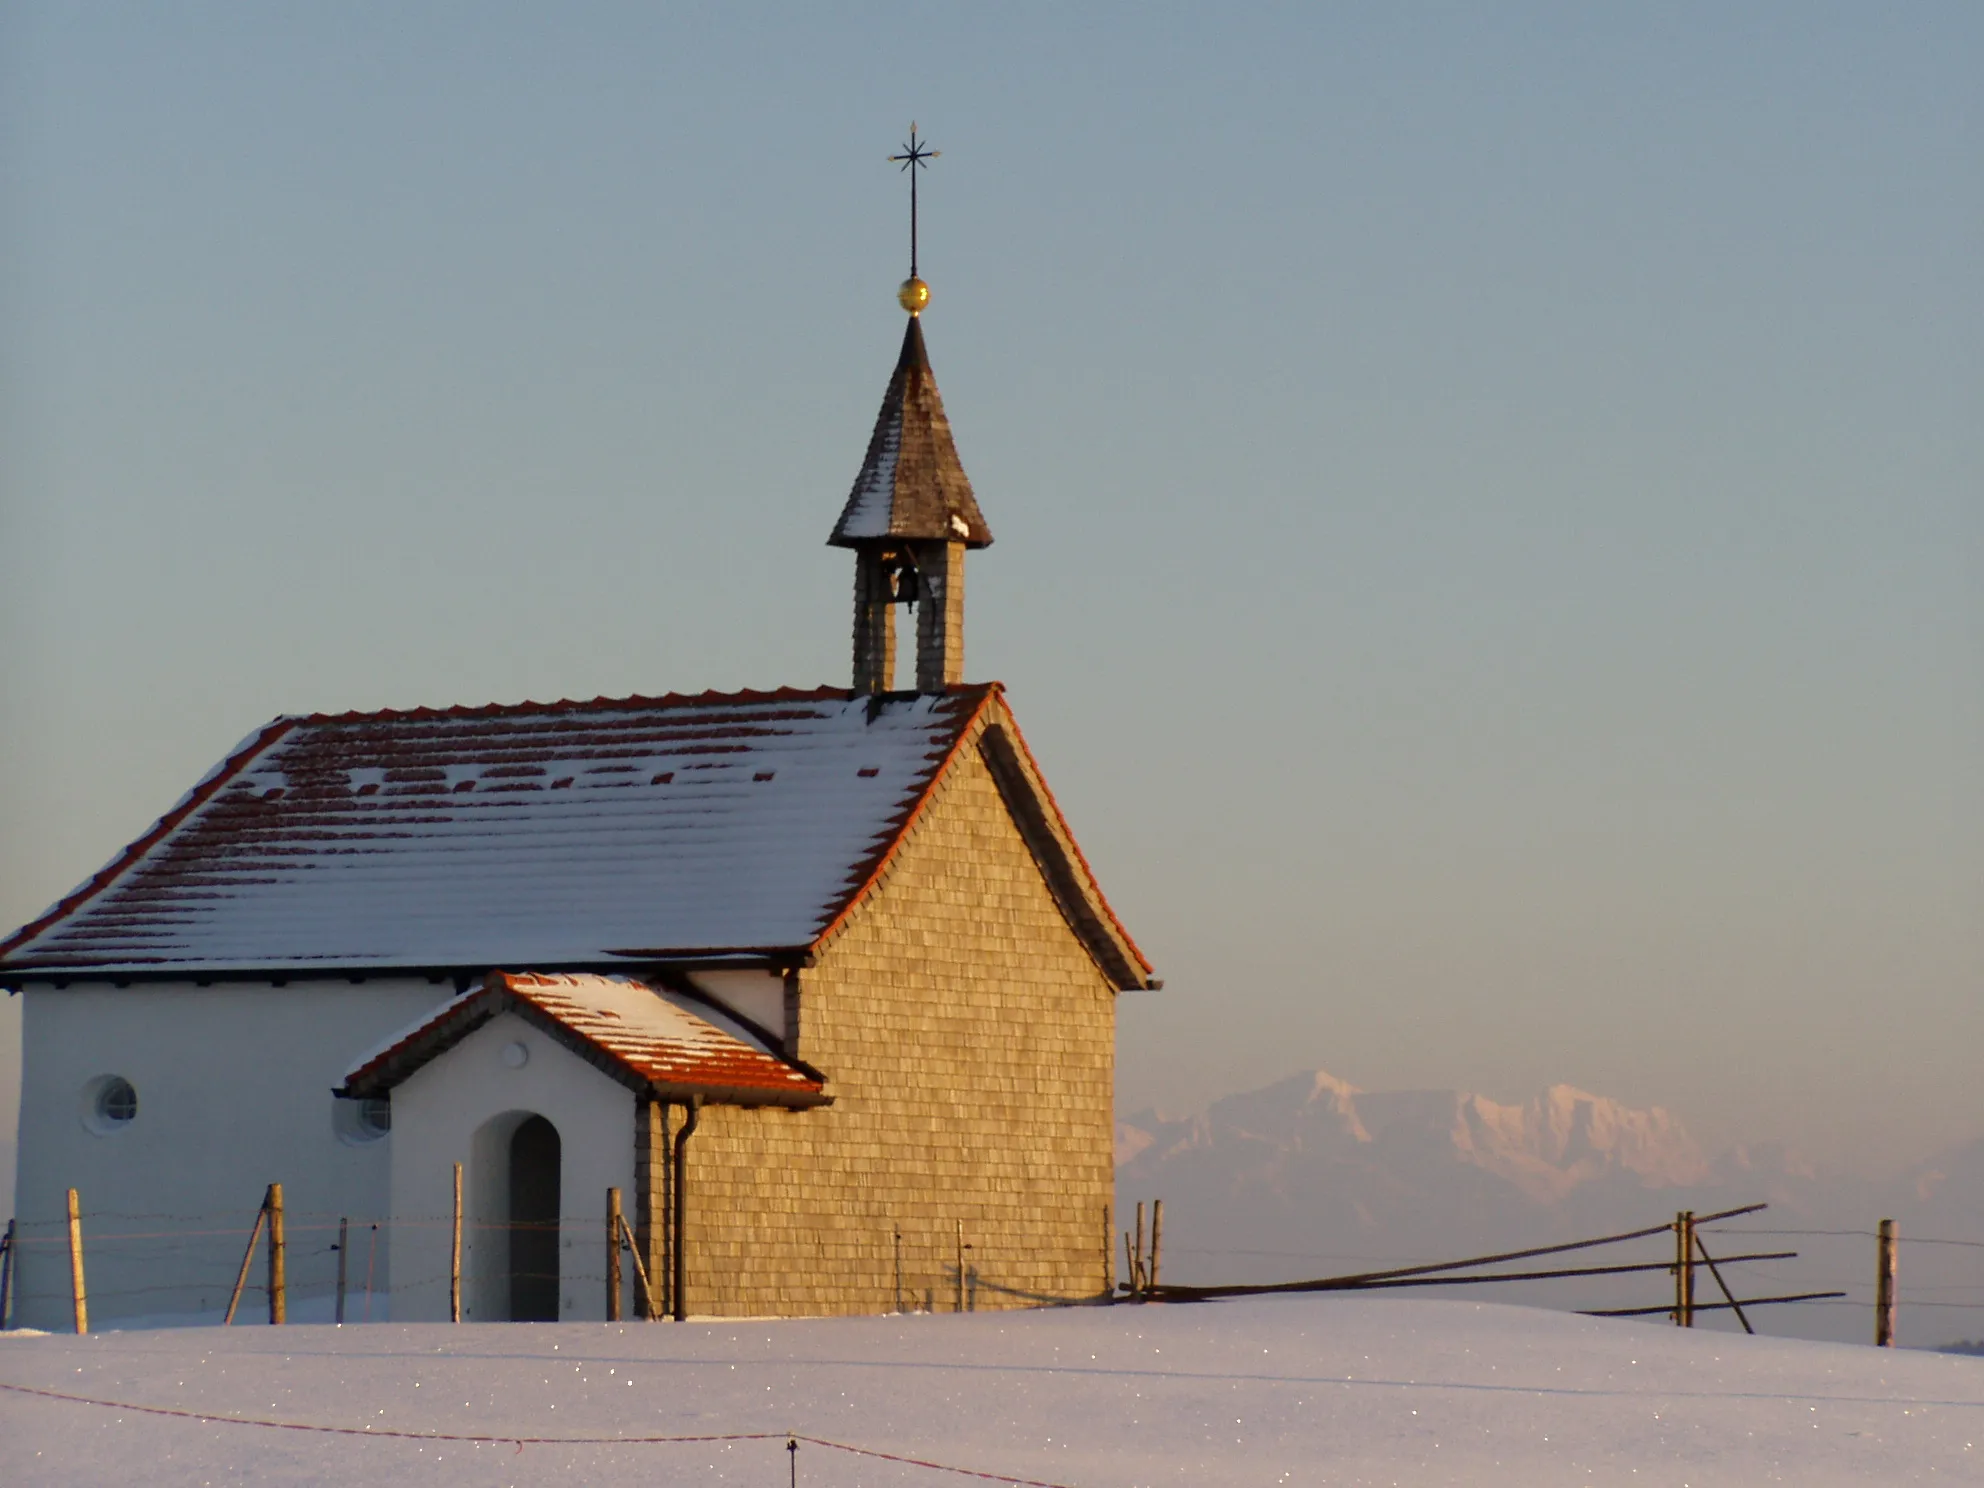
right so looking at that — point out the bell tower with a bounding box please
[829,126,992,695]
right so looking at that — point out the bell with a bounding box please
[892,563,920,606]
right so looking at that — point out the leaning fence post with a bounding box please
[1,1217,16,1330]
[224,1196,269,1325]
[66,1188,87,1335]
[617,1213,655,1320]
[1150,1199,1164,1293]
[1876,1219,1897,1347]
[606,1187,623,1322]
[450,1162,464,1323]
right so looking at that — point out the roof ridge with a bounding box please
[295,684,857,728]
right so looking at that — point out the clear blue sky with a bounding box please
[2,2,1979,1176]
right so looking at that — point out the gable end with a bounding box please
[976,722,1151,991]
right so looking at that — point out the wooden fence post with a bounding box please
[335,1216,349,1325]
[606,1188,623,1322]
[1150,1199,1164,1293]
[1672,1212,1686,1326]
[616,1214,656,1321]
[1876,1219,1897,1347]
[955,1219,966,1313]
[1134,1201,1146,1300]
[66,1190,87,1335]
[1102,1201,1113,1300]
[1683,1211,1696,1327]
[224,1197,269,1325]
[450,1162,464,1323]
[893,1225,903,1314]
[1,1217,16,1330]
[267,1183,286,1325]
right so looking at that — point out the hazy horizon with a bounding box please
[3,3,1980,1190]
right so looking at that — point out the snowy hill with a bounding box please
[3,1300,1979,1485]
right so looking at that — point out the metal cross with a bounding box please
[889,123,940,279]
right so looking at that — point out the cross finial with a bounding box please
[888,123,939,313]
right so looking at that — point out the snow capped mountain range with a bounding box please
[1115,1070,1982,1347]
[1118,1071,1716,1204]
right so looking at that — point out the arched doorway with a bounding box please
[508,1115,561,1321]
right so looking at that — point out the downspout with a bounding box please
[671,1095,702,1322]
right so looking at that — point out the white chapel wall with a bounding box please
[387,1011,635,1324]
[9,978,446,1331]
[685,968,785,1042]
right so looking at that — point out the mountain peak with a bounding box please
[1121,1069,1709,1204]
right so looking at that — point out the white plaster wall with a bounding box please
[386,1012,636,1323]
[9,979,448,1331]
[687,969,785,1043]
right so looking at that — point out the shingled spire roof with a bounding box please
[828,316,993,549]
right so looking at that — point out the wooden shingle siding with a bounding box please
[678,721,1115,1316]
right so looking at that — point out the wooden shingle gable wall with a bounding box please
[669,729,1118,1316]
[809,691,1152,994]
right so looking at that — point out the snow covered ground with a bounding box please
[3,1297,1981,1485]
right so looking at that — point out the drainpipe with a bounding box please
[671,1095,702,1322]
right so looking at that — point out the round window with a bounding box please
[358,1096,391,1136]
[82,1075,138,1135]
[336,1093,392,1145]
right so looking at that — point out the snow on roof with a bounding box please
[341,970,825,1104]
[0,686,993,976]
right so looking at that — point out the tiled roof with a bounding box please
[341,971,826,1105]
[828,317,992,550]
[0,686,993,975]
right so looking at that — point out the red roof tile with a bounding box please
[341,971,825,1105]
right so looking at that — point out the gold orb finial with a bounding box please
[897,276,931,315]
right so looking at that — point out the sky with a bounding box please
[1,2,1979,1183]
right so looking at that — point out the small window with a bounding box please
[335,1093,392,1145]
[81,1075,138,1135]
[99,1077,137,1124]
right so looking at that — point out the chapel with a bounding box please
[0,246,1154,1327]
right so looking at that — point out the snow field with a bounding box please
[3,1295,1981,1485]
